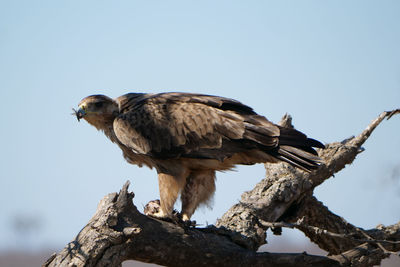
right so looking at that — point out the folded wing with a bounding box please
[113,92,324,171]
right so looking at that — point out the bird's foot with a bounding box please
[144,200,197,228]
[181,214,197,228]
[182,218,197,228]
[174,213,197,228]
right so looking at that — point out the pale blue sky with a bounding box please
[0,1,399,251]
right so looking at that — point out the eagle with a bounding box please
[75,92,324,221]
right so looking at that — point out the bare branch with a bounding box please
[43,182,339,267]
[350,109,399,147]
[386,109,400,120]
[330,243,391,267]
[279,194,400,267]
[260,218,400,246]
[215,110,399,252]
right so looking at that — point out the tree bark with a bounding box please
[44,109,400,267]
[43,181,339,267]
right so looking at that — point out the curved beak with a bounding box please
[72,107,86,121]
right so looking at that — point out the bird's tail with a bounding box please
[274,127,325,172]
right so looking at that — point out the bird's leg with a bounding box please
[155,173,186,219]
[181,170,216,221]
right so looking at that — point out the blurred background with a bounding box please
[0,1,399,266]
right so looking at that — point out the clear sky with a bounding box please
[0,0,399,251]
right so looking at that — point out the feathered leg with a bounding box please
[156,173,186,218]
[181,170,216,221]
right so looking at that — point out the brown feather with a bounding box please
[77,92,325,220]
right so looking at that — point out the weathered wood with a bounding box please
[283,195,400,255]
[43,181,339,267]
[215,110,397,251]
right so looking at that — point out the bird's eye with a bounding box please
[95,102,103,108]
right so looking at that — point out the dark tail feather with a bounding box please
[279,127,324,147]
[275,127,325,172]
[276,146,323,172]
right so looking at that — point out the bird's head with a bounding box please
[74,94,119,130]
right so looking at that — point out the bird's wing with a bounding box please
[113,92,280,158]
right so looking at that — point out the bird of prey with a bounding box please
[74,92,324,221]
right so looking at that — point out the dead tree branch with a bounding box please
[281,195,400,255]
[44,110,399,267]
[215,110,398,251]
[260,219,400,247]
[43,181,338,267]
